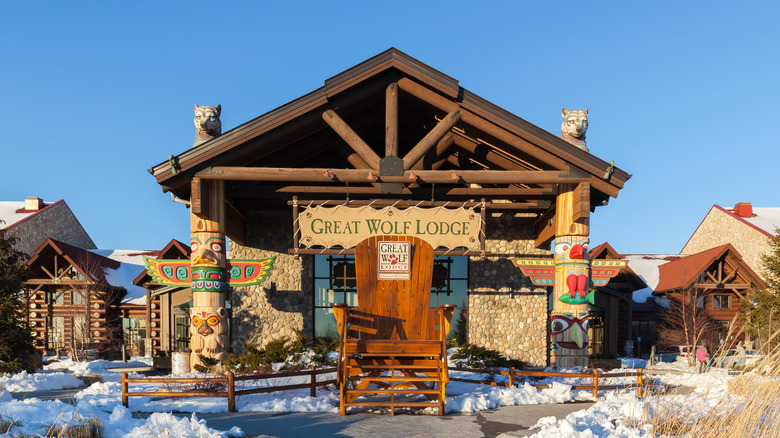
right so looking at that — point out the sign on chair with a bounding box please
[378,240,411,280]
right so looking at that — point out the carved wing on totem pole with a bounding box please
[144,256,276,288]
[511,258,626,305]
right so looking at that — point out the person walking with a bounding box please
[696,347,709,373]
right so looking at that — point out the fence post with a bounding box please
[592,369,599,398]
[310,366,317,397]
[508,367,515,387]
[227,371,236,412]
[637,368,643,399]
[121,373,129,408]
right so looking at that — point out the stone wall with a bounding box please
[9,201,96,256]
[681,207,771,280]
[229,210,313,352]
[468,212,550,367]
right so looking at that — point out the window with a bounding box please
[123,317,147,355]
[73,317,86,342]
[45,291,64,305]
[47,316,65,351]
[713,295,730,309]
[696,296,705,308]
[73,291,86,305]
[174,315,191,352]
[313,255,468,340]
[313,255,358,339]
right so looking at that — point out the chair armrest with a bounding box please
[331,303,350,338]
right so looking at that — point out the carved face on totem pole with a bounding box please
[551,310,589,354]
[553,236,592,305]
[191,235,228,293]
[190,307,227,357]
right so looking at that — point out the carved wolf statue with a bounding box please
[193,104,222,146]
[560,108,588,152]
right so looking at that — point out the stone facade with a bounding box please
[229,211,313,352]
[468,213,550,367]
[229,210,551,366]
[681,206,771,280]
[8,200,96,256]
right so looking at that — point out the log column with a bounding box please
[190,179,229,370]
[550,183,591,368]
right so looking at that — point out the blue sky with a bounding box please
[1,2,777,255]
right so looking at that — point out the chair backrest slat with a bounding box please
[352,235,434,340]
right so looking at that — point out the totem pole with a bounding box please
[144,179,274,370]
[188,186,229,368]
[513,184,626,368]
[549,184,590,368]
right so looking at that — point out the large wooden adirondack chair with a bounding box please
[332,235,455,415]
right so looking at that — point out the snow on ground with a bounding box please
[0,352,756,437]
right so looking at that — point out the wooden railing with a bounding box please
[121,366,337,412]
[449,367,646,398]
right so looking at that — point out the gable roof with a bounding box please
[654,243,766,293]
[0,199,60,229]
[25,239,155,305]
[132,238,190,287]
[148,48,630,215]
[26,238,121,285]
[716,204,780,237]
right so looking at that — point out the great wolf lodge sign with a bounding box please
[298,205,481,250]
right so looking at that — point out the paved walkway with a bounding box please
[167,402,595,438]
[10,388,594,437]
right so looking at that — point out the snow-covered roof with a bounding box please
[730,206,780,236]
[623,254,683,304]
[623,254,683,290]
[90,249,157,305]
[0,200,55,228]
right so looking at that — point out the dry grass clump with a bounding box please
[49,416,104,438]
[632,334,780,437]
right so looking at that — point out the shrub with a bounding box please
[451,344,524,369]
[311,338,339,366]
[193,354,220,373]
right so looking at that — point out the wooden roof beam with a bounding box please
[402,109,461,170]
[386,82,398,157]
[239,184,556,199]
[200,166,588,185]
[397,78,567,170]
[322,110,381,170]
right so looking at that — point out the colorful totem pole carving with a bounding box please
[512,184,625,368]
[143,181,274,370]
[188,213,228,367]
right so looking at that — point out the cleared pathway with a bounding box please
[169,402,595,438]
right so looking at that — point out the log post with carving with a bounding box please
[550,183,591,368]
[189,179,229,369]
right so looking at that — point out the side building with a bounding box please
[682,202,780,280]
[0,197,96,256]
[23,239,158,357]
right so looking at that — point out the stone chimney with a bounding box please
[24,197,45,211]
[733,202,753,217]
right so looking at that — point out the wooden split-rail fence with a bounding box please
[121,366,646,413]
[122,366,337,412]
[450,367,647,398]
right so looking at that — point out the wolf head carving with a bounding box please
[193,104,222,146]
[560,108,588,152]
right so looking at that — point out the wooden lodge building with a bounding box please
[625,243,767,354]
[23,239,158,356]
[147,49,631,367]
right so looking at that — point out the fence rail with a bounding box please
[449,367,646,398]
[121,366,338,412]
[122,366,645,413]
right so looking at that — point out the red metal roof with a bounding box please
[655,243,766,292]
